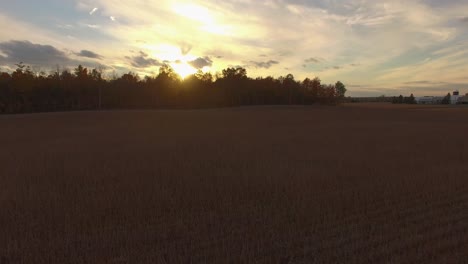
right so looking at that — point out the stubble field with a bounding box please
[1,104,468,263]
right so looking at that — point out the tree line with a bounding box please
[0,63,347,114]
[391,94,416,104]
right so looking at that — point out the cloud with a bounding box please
[250,60,279,69]
[304,57,322,64]
[188,57,213,69]
[403,80,448,85]
[0,40,70,66]
[89,7,98,15]
[110,16,116,21]
[127,51,162,68]
[461,17,468,23]
[76,50,103,59]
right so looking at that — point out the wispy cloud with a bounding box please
[89,7,98,15]
[304,57,323,64]
[86,24,100,29]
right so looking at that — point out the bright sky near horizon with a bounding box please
[0,0,467,96]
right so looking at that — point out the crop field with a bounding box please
[1,103,468,263]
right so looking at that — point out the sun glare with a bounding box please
[171,61,197,79]
[137,43,206,79]
[172,3,213,24]
[171,3,230,35]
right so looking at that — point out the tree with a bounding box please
[158,64,179,82]
[442,93,451,104]
[335,81,347,98]
[398,95,404,104]
[221,67,247,81]
[279,74,296,104]
[74,65,88,80]
[404,94,416,104]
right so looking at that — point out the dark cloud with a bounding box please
[128,51,162,68]
[304,57,322,63]
[250,60,279,69]
[461,17,468,23]
[76,50,103,59]
[0,40,70,66]
[188,57,213,69]
[333,66,341,69]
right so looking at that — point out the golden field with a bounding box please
[1,104,468,263]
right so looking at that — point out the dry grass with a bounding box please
[1,103,468,263]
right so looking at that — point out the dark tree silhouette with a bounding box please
[335,81,347,98]
[441,93,451,104]
[0,63,346,114]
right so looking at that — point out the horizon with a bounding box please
[1,0,468,96]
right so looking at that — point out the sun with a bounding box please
[171,61,197,79]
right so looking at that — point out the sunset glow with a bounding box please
[0,1,467,96]
[172,3,213,24]
[171,61,197,79]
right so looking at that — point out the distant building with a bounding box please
[416,90,465,105]
[451,90,460,105]
[457,94,468,104]
[415,96,443,104]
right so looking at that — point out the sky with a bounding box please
[0,0,468,96]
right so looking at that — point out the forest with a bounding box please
[0,63,346,114]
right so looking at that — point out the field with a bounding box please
[1,103,468,263]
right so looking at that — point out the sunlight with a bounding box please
[171,3,230,35]
[141,44,181,62]
[138,43,200,78]
[201,24,232,35]
[171,61,197,79]
[172,3,213,24]
[201,66,211,73]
